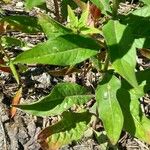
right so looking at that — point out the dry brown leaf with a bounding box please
[140,48,150,59]
[10,87,22,118]
[0,59,11,73]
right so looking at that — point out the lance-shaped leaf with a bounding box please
[14,82,93,116]
[25,0,45,9]
[38,13,72,39]
[96,74,124,145]
[0,15,41,33]
[117,87,150,144]
[13,34,100,66]
[102,20,138,87]
[38,111,91,150]
[122,6,150,48]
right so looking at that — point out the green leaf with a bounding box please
[25,0,45,9]
[38,13,72,39]
[13,34,100,66]
[61,0,78,19]
[96,74,124,145]
[78,3,89,28]
[9,61,20,84]
[140,0,150,6]
[0,15,41,33]
[1,36,25,47]
[80,26,101,35]
[67,5,78,28]
[121,68,150,92]
[122,6,150,48]
[117,88,150,144]
[38,111,91,149]
[15,82,93,116]
[102,20,138,87]
[90,0,111,15]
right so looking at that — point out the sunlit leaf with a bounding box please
[96,74,123,145]
[13,34,100,66]
[38,111,91,150]
[38,13,72,39]
[117,87,150,144]
[14,82,93,116]
[25,0,45,9]
[102,20,138,87]
[67,5,78,28]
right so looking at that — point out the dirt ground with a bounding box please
[0,0,150,150]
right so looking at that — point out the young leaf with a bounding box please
[117,88,150,144]
[14,82,93,116]
[13,34,100,66]
[78,3,89,28]
[25,0,45,9]
[38,13,72,40]
[38,111,91,150]
[67,5,78,28]
[96,74,124,145]
[102,20,138,87]
[61,0,78,19]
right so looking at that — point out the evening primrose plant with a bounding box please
[1,0,150,149]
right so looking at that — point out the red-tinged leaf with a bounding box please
[90,4,101,19]
[0,59,11,73]
[0,66,11,73]
[10,87,22,118]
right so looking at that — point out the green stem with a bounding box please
[103,53,110,73]
[0,38,20,85]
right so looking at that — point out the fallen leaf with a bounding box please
[140,48,150,59]
[10,87,22,118]
[0,59,11,73]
